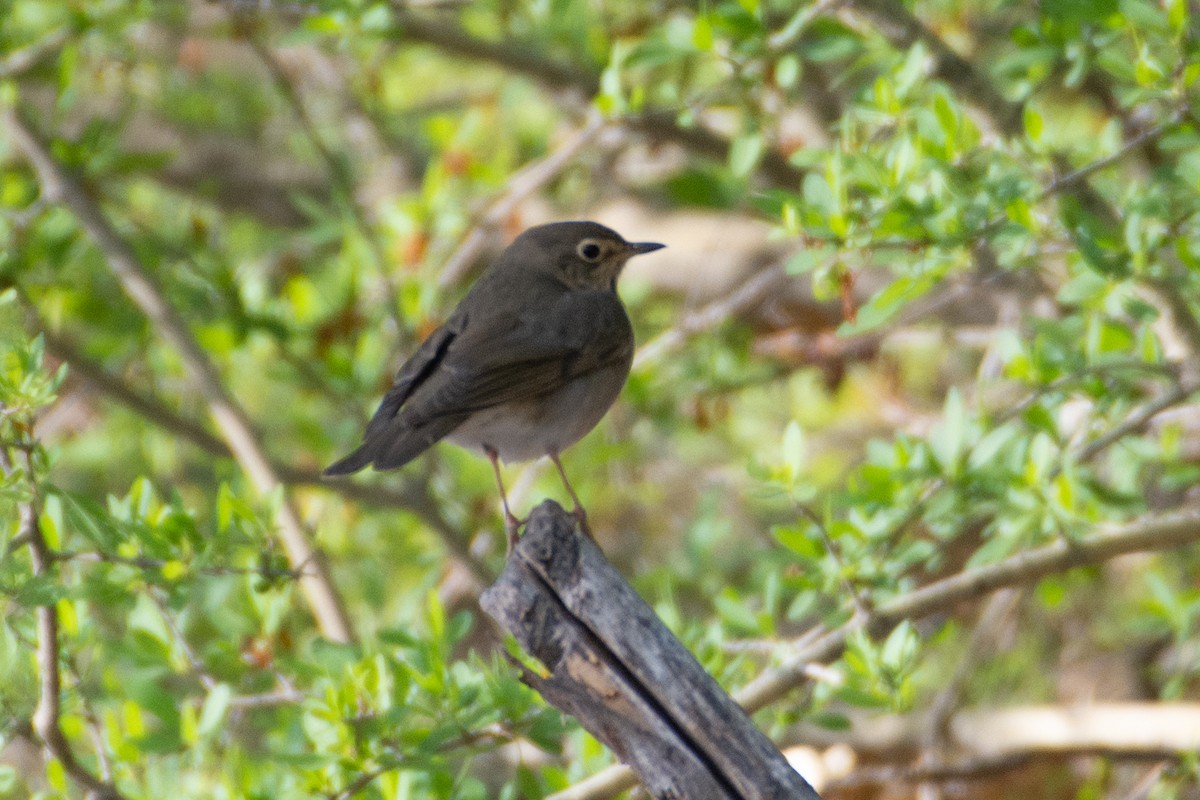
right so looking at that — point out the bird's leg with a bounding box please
[549,452,593,540]
[484,446,522,553]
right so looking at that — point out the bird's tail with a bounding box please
[322,441,379,477]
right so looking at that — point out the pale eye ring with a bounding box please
[577,240,604,262]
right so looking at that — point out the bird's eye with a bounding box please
[577,240,604,262]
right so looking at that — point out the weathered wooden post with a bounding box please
[481,500,822,800]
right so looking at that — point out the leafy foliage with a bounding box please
[3,0,1200,798]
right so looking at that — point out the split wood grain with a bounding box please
[481,500,821,800]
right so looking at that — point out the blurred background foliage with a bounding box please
[2,0,1200,797]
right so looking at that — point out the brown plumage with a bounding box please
[324,221,664,544]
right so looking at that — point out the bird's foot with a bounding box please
[571,505,595,541]
[503,512,525,556]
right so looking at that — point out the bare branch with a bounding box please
[801,703,1200,760]
[1076,380,1200,463]
[1041,107,1187,198]
[438,111,609,288]
[0,27,71,78]
[51,549,300,582]
[389,6,600,95]
[1142,277,1200,366]
[38,326,228,457]
[327,765,395,800]
[633,264,789,370]
[742,505,1200,713]
[825,753,1033,790]
[3,105,356,644]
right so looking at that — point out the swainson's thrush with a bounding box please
[324,221,664,546]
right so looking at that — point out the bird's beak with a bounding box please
[626,241,666,255]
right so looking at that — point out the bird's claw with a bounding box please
[572,505,595,541]
[503,513,525,555]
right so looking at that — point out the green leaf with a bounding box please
[839,273,937,335]
[930,388,966,474]
[59,491,122,551]
[782,420,806,480]
[775,523,822,560]
[11,575,69,607]
[1024,105,1044,142]
[729,133,764,178]
[197,683,234,738]
[692,15,714,50]
[786,243,835,274]
[0,765,17,793]
[881,620,919,672]
[714,590,761,636]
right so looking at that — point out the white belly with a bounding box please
[447,365,628,462]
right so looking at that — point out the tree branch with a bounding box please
[801,702,1200,760]
[4,105,356,644]
[633,263,789,370]
[1076,379,1200,463]
[390,6,601,95]
[438,110,610,288]
[0,27,71,78]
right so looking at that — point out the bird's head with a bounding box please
[514,221,665,291]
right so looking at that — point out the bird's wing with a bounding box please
[401,288,633,425]
[323,289,632,475]
[363,318,462,440]
[323,315,464,475]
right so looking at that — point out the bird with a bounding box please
[324,220,665,548]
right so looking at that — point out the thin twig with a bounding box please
[767,0,847,53]
[0,27,71,77]
[327,765,396,800]
[1076,380,1200,463]
[51,549,301,581]
[438,111,609,288]
[3,105,356,644]
[1041,108,1187,198]
[633,263,789,369]
[795,502,873,619]
[1142,276,1200,365]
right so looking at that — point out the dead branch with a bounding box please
[797,703,1200,759]
[484,501,821,800]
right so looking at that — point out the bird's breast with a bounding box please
[447,363,630,462]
